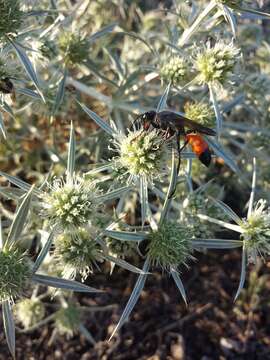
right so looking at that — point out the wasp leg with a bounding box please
[168,132,189,199]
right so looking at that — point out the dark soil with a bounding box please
[1,250,270,360]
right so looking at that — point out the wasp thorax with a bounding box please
[115,129,168,180]
[240,200,270,263]
[195,41,240,84]
[0,248,31,302]
[147,221,194,269]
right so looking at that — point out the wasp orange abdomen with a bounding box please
[185,134,212,167]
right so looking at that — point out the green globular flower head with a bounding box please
[14,298,45,329]
[184,101,215,128]
[54,228,103,280]
[195,41,240,85]
[0,247,31,302]
[58,32,89,66]
[160,56,189,86]
[42,175,101,231]
[147,221,194,269]
[0,0,23,40]
[54,304,81,337]
[240,199,270,263]
[114,129,168,182]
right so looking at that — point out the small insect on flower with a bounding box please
[133,110,216,172]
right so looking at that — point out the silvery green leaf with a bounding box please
[178,1,217,46]
[6,185,35,247]
[109,258,150,341]
[97,186,131,202]
[89,23,117,43]
[104,254,149,275]
[0,186,24,201]
[77,101,115,136]
[170,267,187,306]
[205,137,239,173]
[67,121,75,181]
[32,274,102,292]
[16,87,41,99]
[52,70,67,115]
[104,229,147,242]
[209,196,242,225]
[238,7,270,19]
[86,164,112,175]
[192,239,242,249]
[67,77,111,105]
[120,31,156,55]
[160,150,177,224]
[1,101,14,118]
[209,83,222,137]
[197,213,243,233]
[2,300,15,359]
[234,248,247,301]
[248,158,256,219]
[78,324,96,345]
[8,38,45,102]
[222,5,237,37]
[32,229,55,273]
[0,217,3,249]
[139,177,148,226]
[0,111,7,139]
[156,83,171,112]
[0,170,41,195]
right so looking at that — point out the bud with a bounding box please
[0,0,23,40]
[184,102,215,128]
[54,228,103,280]
[58,32,88,66]
[14,298,45,329]
[0,247,31,302]
[54,304,81,337]
[160,56,189,86]
[240,199,270,263]
[113,129,168,183]
[42,175,101,231]
[147,221,194,269]
[195,41,240,85]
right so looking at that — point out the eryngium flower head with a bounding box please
[147,221,194,269]
[54,228,103,280]
[58,32,89,66]
[14,298,45,329]
[0,0,23,40]
[113,129,168,182]
[0,247,31,302]
[160,56,189,86]
[184,101,215,128]
[42,175,101,231]
[240,199,270,263]
[54,304,81,337]
[195,41,240,84]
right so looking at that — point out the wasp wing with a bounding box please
[158,111,216,136]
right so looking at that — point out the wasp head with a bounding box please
[140,111,157,130]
